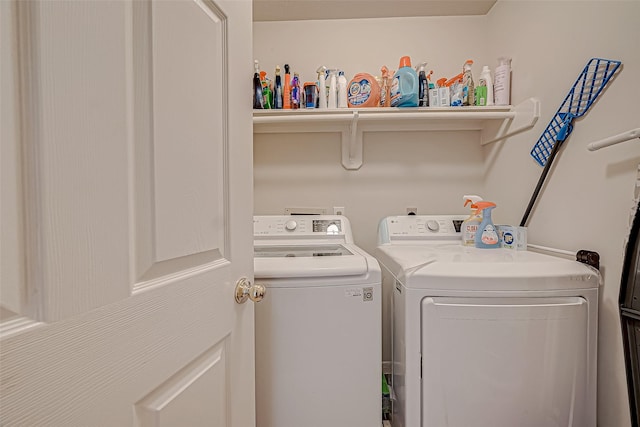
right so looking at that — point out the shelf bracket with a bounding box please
[341,111,362,170]
[480,97,540,145]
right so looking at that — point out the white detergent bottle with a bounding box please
[474,201,501,249]
[327,69,338,109]
[478,65,493,106]
[461,195,483,246]
[494,57,511,106]
[337,71,348,108]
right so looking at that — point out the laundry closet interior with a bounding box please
[251,1,640,427]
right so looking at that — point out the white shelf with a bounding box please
[253,97,540,170]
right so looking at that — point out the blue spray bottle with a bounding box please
[474,201,501,249]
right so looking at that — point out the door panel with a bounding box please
[0,0,254,425]
[422,296,589,427]
[149,0,226,263]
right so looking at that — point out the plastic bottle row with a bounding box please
[253,56,512,110]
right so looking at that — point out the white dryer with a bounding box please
[254,215,381,427]
[375,215,599,427]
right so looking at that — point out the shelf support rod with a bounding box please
[480,98,540,145]
[587,128,640,151]
[342,110,363,170]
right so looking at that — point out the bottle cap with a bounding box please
[399,56,412,68]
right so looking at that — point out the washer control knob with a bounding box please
[284,220,297,231]
[426,220,440,232]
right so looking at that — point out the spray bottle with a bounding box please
[416,62,428,107]
[316,65,327,109]
[260,71,272,109]
[461,195,483,247]
[253,60,263,109]
[283,64,292,109]
[380,66,391,107]
[474,201,501,249]
[274,65,283,109]
[462,59,475,106]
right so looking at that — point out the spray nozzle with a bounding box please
[254,60,260,74]
[415,62,428,73]
[446,72,464,86]
[284,64,290,74]
[475,201,496,212]
[381,65,389,78]
[463,195,483,209]
[275,65,281,75]
[316,65,327,78]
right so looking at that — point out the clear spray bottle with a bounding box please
[461,195,483,246]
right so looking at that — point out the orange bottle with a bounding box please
[283,64,291,109]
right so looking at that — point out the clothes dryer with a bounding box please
[254,215,381,427]
[376,215,599,427]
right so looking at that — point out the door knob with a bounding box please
[235,278,266,304]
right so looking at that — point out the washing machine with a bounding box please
[253,215,381,427]
[375,215,599,427]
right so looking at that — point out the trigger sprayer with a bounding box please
[461,195,483,247]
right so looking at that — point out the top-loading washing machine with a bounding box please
[253,215,381,427]
[375,215,599,427]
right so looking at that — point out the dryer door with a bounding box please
[422,296,590,427]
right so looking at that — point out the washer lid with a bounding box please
[376,244,600,291]
[254,244,370,278]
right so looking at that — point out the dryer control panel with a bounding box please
[378,215,467,243]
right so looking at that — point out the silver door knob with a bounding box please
[235,278,266,304]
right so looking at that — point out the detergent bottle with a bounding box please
[474,201,501,249]
[461,195,483,246]
[253,60,264,109]
[416,62,428,107]
[274,65,283,109]
[390,56,418,108]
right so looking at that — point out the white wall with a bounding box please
[484,2,640,427]
[253,3,640,426]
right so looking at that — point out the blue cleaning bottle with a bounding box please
[390,56,418,108]
[474,201,501,249]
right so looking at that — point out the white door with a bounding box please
[0,0,255,425]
